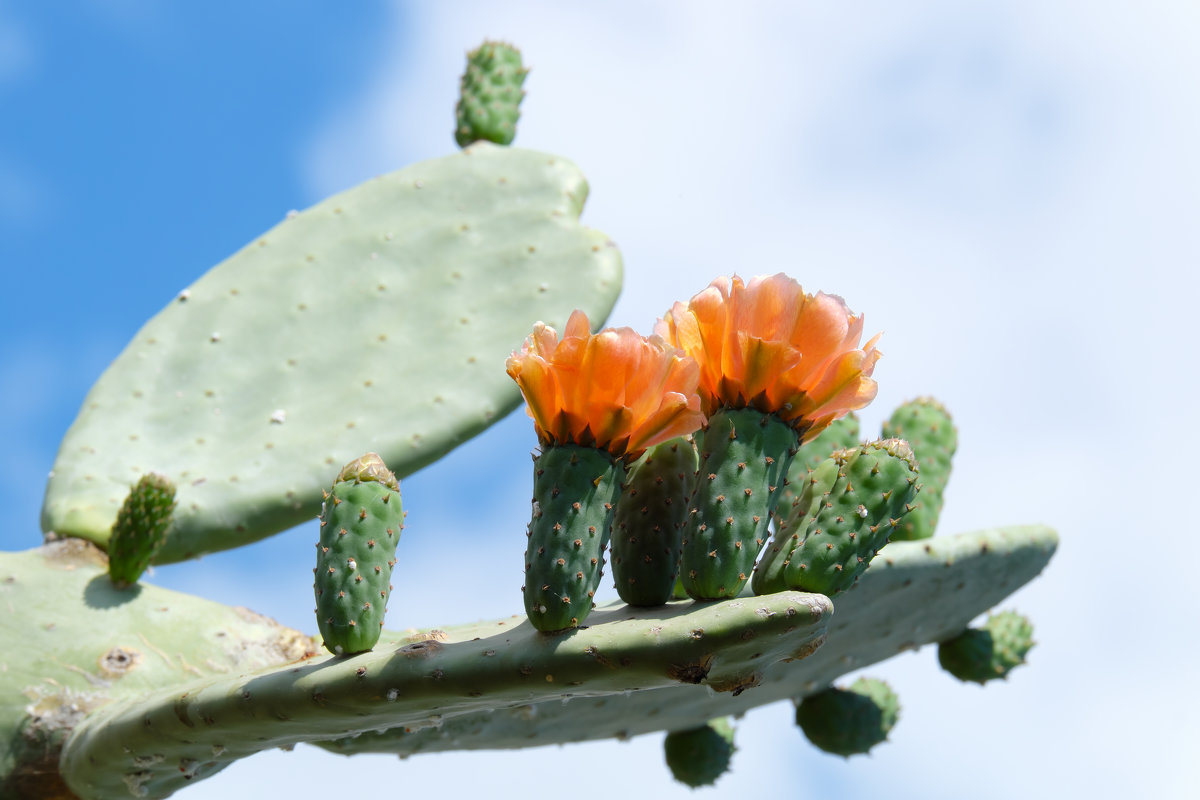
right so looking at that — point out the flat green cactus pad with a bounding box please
[48,524,1054,798]
[40,143,622,563]
[0,541,314,798]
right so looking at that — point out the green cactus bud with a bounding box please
[938,610,1035,684]
[523,444,625,632]
[680,408,798,600]
[781,439,920,597]
[796,677,900,757]
[663,718,736,788]
[455,40,528,148]
[611,437,697,607]
[107,473,176,588]
[752,456,839,595]
[313,453,404,655]
[881,397,956,540]
[773,413,860,528]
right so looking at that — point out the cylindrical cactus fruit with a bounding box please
[773,413,860,528]
[663,718,736,788]
[611,437,697,606]
[680,408,798,599]
[313,453,404,656]
[938,610,1035,684]
[523,445,625,632]
[752,456,839,595]
[881,397,956,541]
[107,473,176,588]
[796,677,900,757]
[454,40,528,148]
[778,439,920,597]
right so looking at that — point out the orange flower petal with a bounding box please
[660,274,881,431]
[508,311,705,458]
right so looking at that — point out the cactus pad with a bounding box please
[41,143,621,563]
[106,472,176,588]
[523,444,624,632]
[455,41,528,147]
[778,439,920,596]
[938,610,1035,684]
[680,408,798,599]
[881,398,956,541]
[795,677,899,757]
[663,718,736,787]
[314,453,404,655]
[611,437,697,606]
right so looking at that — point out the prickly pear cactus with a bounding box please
[881,398,956,541]
[455,40,528,147]
[680,408,798,599]
[663,718,736,788]
[523,445,624,632]
[106,473,176,588]
[41,143,621,563]
[938,610,1035,684]
[795,677,900,757]
[314,453,404,655]
[611,437,697,606]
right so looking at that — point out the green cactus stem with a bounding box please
[663,718,736,787]
[795,677,900,757]
[752,456,840,596]
[455,40,528,147]
[611,437,697,606]
[680,408,797,600]
[106,472,176,588]
[757,439,920,597]
[523,444,625,632]
[314,453,404,655]
[881,397,957,540]
[938,610,1035,684]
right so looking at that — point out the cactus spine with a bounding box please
[455,40,528,147]
[313,453,404,655]
[523,444,625,632]
[881,398,956,540]
[680,408,797,599]
[796,677,900,757]
[106,472,176,588]
[663,718,736,788]
[611,437,697,606]
[938,610,1035,683]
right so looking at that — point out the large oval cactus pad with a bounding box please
[41,143,622,562]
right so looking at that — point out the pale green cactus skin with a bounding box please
[40,143,621,564]
[30,524,1055,799]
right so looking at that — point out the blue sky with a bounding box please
[3,2,1198,798]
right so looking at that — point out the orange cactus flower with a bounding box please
[655,274,881,441]
[506,310,704,459]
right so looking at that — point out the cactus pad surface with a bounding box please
[41,143,621,563]
[51,524,1055,798]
